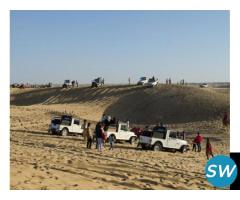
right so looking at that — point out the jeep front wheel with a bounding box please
[180,145,187,153]
[61,128,69,136]
[153,142,163,151]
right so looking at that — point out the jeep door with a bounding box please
[73,119,82,133]
[167,132,181,149]
[118,124,129,140]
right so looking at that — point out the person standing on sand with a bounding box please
[192,137,197,152]
[206,138,214,160]
[109,134,114,150]
[96,123,103,151]
[101,125,106,148]
[194,132,203,152]
[86,123,93,149]
[95,122,100,149]
[169,78,172,84]
[222,112,229,126]
[82,119,87,141]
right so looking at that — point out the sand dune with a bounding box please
[10,85,230,190]
[11,85,229,124]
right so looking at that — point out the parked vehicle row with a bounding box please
[48,115,189,153]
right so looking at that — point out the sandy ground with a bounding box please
[10,105,229,190]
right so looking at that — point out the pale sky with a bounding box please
[10,10,229,84]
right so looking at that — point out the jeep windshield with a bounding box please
[142,131,153,137]
[140,77,147,81]
[51,118,61,125]
[64,80,70,84]
[61,115,72,126]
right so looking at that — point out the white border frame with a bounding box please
[1,0,240,198]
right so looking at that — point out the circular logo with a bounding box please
[205,155,238,188]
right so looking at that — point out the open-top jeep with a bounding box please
[48,115,84,136]
[105,122,137,144]
[139,129,189,153]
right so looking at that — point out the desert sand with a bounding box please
[10,85,230,189]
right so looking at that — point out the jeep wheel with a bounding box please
[61,128,69,136]
[153,142,163,151]
[141,144,147,150]
[130,136,137,145]
[180,145,187,153]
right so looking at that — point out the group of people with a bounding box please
[166,78,172,84]
[179,79,185,85]
[81,116,116,152]
[192,132,214,160]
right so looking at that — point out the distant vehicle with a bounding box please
[200,83,208,88]
[48,115,84,136]
[139,129,189,153]
[105,122,137,144]
[62,80,71,88]
[19,84,25,89]
[137,77,149,85]
[91,77,104,87]
[11,83,20,88]
[146,77,159,87]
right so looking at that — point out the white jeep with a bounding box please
[137,77,149,85]
[139,130,189,153]
[49,115,84,136]
[105,122,137,144]
[62,80,72,88]
[146,77,159,87]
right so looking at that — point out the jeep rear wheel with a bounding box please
[129,136,137,145]
[61,128,69,136]
[153,142,163,151]
[141,144,147,150]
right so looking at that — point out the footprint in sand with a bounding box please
[67,160,73,164]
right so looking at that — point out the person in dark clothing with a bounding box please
[110,117,116,125]
[95,122,101,149]
[153,122,166,133]
[153,123,161,131]
[192,137,197,152]
[109,134,114,150]
[222,112,229,126]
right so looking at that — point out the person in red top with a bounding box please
[194,132,203,152]
[206,138,214,160]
